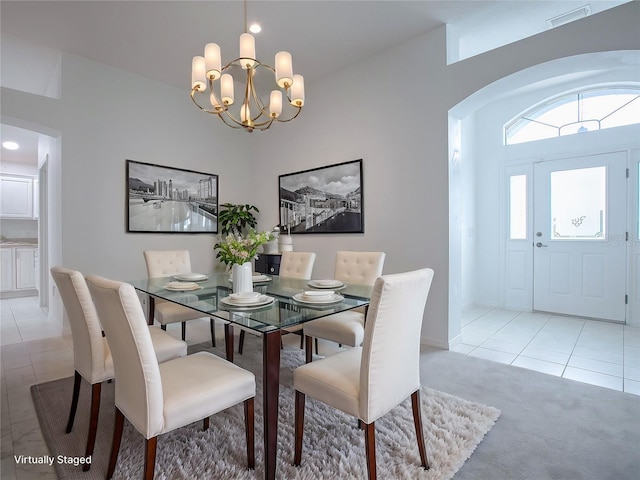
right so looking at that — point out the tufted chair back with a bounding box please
[86,275,164,438]
[359,268,434,424]
[143,250,192,278]
[50,266,111,384]
[334,251,385,286]
[279,251,317,280]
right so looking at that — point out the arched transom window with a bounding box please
[505,87,640,145]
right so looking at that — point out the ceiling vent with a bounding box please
[546,4,592,28]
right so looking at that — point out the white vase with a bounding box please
[232,262,253,294]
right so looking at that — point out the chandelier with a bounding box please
[190,1,304,133]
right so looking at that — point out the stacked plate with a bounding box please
[293,290,344,304]
[252,274,271,283]
[228,274,272,283]
[221,292,275,308]
[174,273,208,282]
[308,279,345,289]
[164,281,202,291]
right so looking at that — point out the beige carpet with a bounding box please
[31,336,500,479]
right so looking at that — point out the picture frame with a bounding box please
[279,159,363,234]
[126,159,218,233]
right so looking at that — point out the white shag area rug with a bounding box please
[31,336,500,480]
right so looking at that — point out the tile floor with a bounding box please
[453,305,640,396]
[2,296,639,478]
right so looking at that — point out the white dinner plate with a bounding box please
[221,295,275,308]
[228,275,272,283]
[293,293,344,304]
[308,280,345,289]
[164,282,202,291]
[174,273,208,282]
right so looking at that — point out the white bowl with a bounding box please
[229,291,261,303]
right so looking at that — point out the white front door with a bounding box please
[533,152,627,322]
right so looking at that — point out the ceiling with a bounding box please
[0,1,630,165]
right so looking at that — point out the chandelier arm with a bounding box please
[271,106,302,123]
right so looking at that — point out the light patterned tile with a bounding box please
[512,356,564,376]
[468,347,516,365]
[563,367,623,391]
[519,345,570,365]
[568,355,623,377]
[624,378,640,396]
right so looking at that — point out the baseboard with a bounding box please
[0,289,38,299]
[420,336,451,350]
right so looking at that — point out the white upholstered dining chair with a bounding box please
[293,268,435,480]
[143,250,218,346]
[50,266,187,471]
[86,275,256,480]
[237,251,317,354]
[303,251,385,362]
[279,251,317,279]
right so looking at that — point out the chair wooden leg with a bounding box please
[106,408,125,480]
[244,398,255,469]
[160,325,167,331]
[82,382,102,471]
[364,422,377,480]
[203,417,209,431]
[315,338,319,355]
[181,322,186,341]
[144,436,158,480]
[238,330,245,354]
[411,390,430,470]
[293,390,305,466]
[209,318,216,347]
[65,370,81,433]
[304,336,313,363]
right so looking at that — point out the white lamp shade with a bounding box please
[220,74,234,105]
[275,51,293,88]
[269,90,282,118]
[290,74,305,106]
[239,33,256,69]
[241,103,251,122]
[191,56,206,92]
[210,91,222,110]
[204,43,221,80]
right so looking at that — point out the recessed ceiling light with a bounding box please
[249,23,261,34]
[2,141,19,150]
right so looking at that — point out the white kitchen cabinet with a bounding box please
[0,175,34,218]
[0,248,13,291]
[0,245,38,295]
[16,247,36,289]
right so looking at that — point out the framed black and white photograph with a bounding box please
[279,159,363,234]
[126,159,218,233]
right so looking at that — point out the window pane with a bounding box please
[550,166,606,240]
[505,88,640,145]
[509,175,527,239]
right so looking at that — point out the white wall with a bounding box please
[1,50,254,311]
[2,2,638,346]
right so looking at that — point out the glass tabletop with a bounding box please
[128,274,373,334]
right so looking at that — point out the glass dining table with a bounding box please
[128,273,373,480]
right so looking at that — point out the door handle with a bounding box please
[535,242,548,248]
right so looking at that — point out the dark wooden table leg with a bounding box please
[263,330,281,480]
[224,323,234,363]
[147,296,155,326]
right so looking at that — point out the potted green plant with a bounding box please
[214,203,273,292]
[218,203,259,235]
